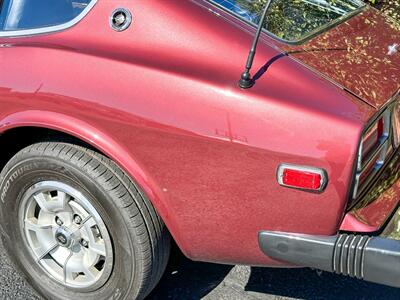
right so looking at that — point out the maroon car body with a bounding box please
[0,0,399,293]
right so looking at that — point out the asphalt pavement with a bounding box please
[1,241,400,300]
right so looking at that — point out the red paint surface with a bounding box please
[341,192,399,232]
[0,0,396,266]
[341,147,400,232]
[281,7,400,109]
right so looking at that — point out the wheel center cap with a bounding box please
[55,226,73,248]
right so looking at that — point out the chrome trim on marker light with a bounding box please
[277,163,328,193]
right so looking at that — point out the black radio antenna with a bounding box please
[238,0,272,89]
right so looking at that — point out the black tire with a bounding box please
[0,142,170,300]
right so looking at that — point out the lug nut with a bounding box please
[74,215,82,225]
[80,239,89,248]
[55,217,63,226]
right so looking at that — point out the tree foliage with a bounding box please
[232,0,399,41]
[379,0,400,22]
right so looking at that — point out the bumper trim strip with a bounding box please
[259,231,400,288]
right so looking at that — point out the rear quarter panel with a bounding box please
[0,0,375,265]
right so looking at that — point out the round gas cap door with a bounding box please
[110,8,132,32]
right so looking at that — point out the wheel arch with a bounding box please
[0,110,177,248]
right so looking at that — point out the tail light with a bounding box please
[360,117,385,162]
[392,101,400,148]
[353,107,392,199]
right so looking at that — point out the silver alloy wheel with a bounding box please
[19,181,113,290]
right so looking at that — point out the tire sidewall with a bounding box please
[0,156,140,300]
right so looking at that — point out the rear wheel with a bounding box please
[0,142,170,300]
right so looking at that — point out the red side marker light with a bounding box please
[277,164,327,192]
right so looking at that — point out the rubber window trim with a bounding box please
[0,0,97,38]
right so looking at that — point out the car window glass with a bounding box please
[211,0,365,42]
[0,0,5,29]
[0,0,92,31]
